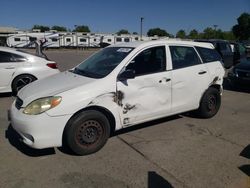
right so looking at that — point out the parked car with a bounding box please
[9,40,225,155]
[241,41,250,60]
[195,39,234,69]
[228,58,250,88]
[0,47,59,94]
[230,42,248,65]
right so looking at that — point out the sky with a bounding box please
[0,0,249,35]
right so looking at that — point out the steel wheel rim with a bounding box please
[207,95,216,112]
[16,76,33,91]
[75,120,103,148]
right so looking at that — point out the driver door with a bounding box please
[117,45,172,126]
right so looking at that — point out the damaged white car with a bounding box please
[9,40,225,155]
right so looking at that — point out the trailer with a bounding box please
[7,32,60,48]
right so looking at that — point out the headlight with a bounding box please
[23,96,62,115]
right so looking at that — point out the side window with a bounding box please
[170,46,201,69]
[196,47,222,63]
[12,53,26,62]
[218,42,232,53]
[127,46,166,76]
[0,51,13,63]
[116,38,122,42]
[0,51,26,63]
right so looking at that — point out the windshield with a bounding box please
[73,47,134,78]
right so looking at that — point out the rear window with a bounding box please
[196,47,222,63]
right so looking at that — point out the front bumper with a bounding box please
[9,102,72,149]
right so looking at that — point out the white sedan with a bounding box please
[0,47,60,94]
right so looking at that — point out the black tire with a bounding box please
[12,74,36,95]
[64,110,110,155]
[196,87,221,118]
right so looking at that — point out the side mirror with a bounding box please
[118,69,135,81]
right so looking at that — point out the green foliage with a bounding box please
[176,29,186,38]
[32,25,50,32]
[147,28,170,37]
[117,29,130,35]
[132,32,138,35]
[188,29,199,39]
[51,25,67,32]
[232,12,250,40]
[73,25,90,33]
[185,28,235,40]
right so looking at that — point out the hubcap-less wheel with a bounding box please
[75,120,104,148]
[65,110,111,155]
[16,76,34,91]
[195,87,221,118]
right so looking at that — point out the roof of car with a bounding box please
[0,46,18,52]
[110,39,215,49]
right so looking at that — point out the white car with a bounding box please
[0,47,59,94]
[9,40,225,155]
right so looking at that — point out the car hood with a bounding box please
[18,71,96,105]
[234,59,250,70]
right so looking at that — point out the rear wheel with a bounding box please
[64,110,110,155]
[196,87,221,118]
[12,74,36,95]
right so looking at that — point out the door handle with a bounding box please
[5,67,15,69]
[198,71,207,75]
[159,78,171,83]
[165,78,171,82]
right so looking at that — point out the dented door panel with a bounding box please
[117,72,172,126]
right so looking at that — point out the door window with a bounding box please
[169,46,201,69]
[0,51,26,63]
[126,46,166,76]
[0,51,14,62]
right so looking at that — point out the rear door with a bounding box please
[169,45,211,113]
[0,51,25,89]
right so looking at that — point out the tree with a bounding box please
[117,29,130,35]
[32,25,50,32]
[223,31,236,41]
[202,27,217,39]
[188,29,199,39]
[176,29,186,39]
[232,12,250,40]
[147,28,170,37]
[73,25,90,32]
[132,32,138,35]
[51,25,67,32]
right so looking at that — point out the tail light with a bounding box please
[46,63,58,69]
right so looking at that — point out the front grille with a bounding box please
[236,69,250,78]
[15,97,23,110]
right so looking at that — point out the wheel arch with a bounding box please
[209,84,222,93]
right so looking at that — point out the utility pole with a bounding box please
[140,17,144,41]
[213,25,218,30]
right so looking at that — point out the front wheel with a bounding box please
[64,110,110,155]
[196,87,221,118]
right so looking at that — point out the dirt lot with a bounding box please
[0,49,249,188]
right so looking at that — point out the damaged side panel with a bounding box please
[117,72,172,127]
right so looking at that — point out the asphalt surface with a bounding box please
[0,49,249,188]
